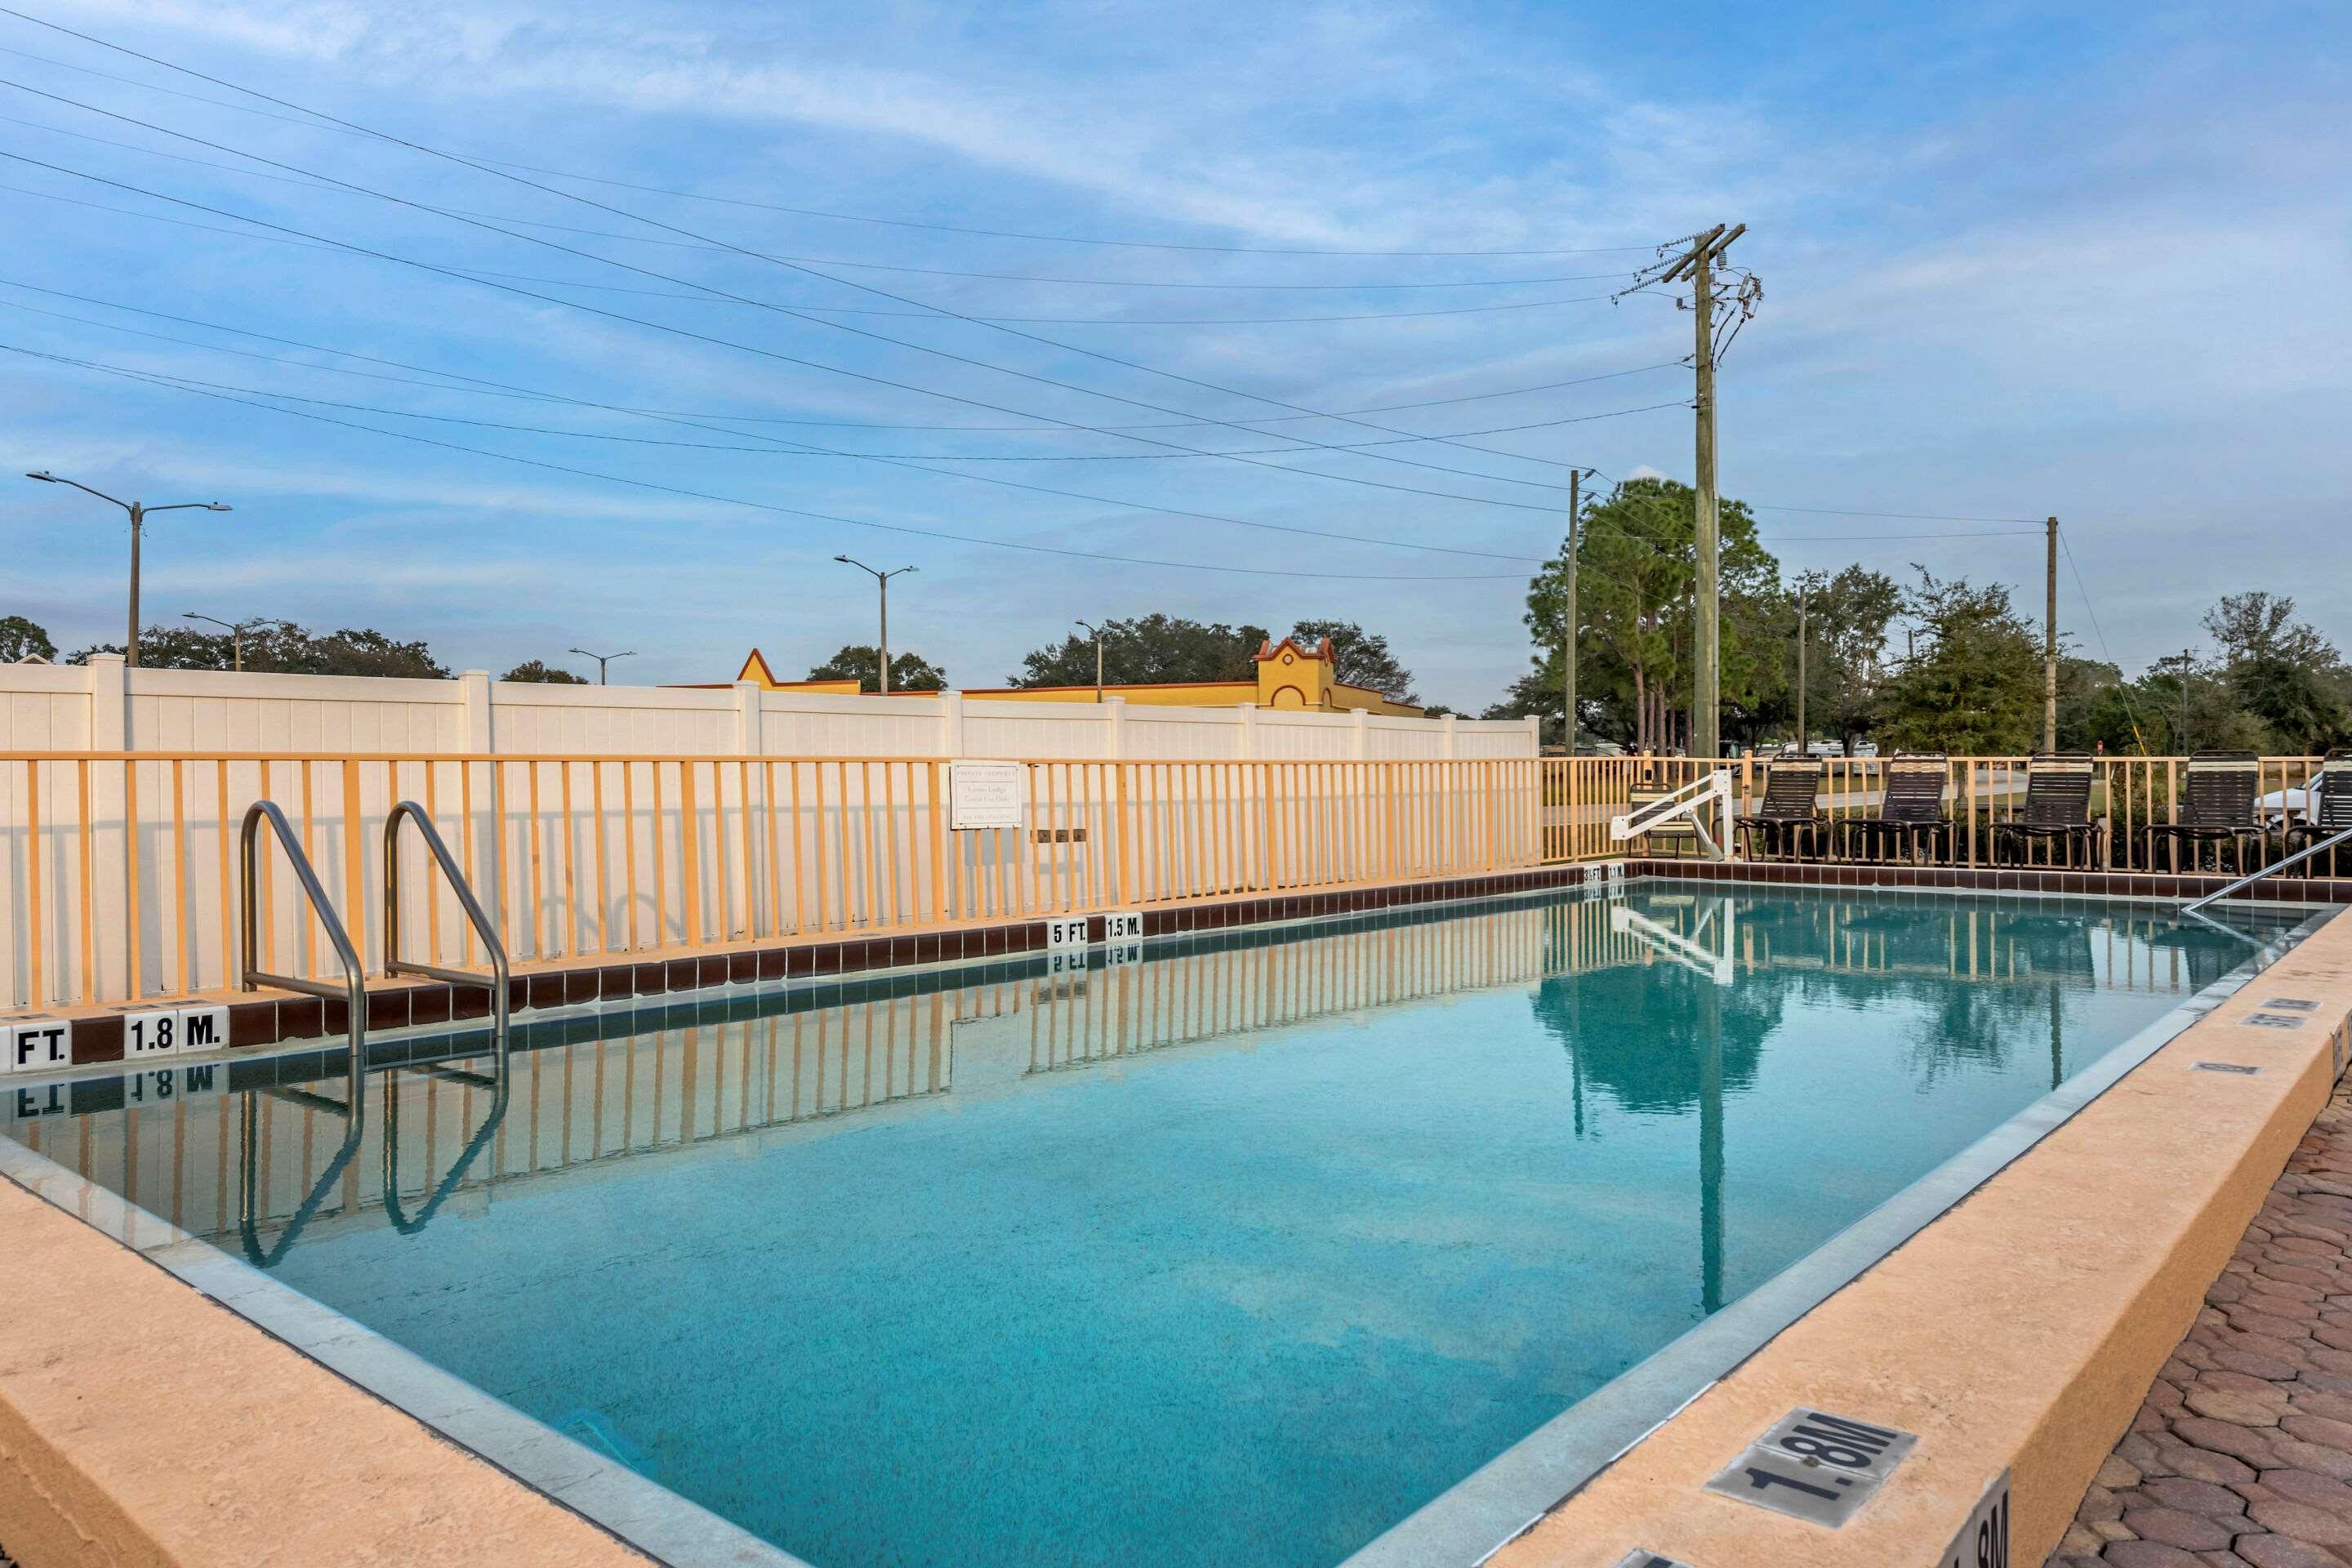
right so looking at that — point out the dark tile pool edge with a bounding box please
[0,1133,812,1568]
[1335,902,2342,1568]
[47,857,2335,1071]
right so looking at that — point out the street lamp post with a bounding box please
[26,472,230,667]
[1076,619,1105,702]
[183,612,292,673]
[833,555,916,695]
[568,647,637,685]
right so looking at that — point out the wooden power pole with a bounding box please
[1659,223,1744,765]
[2043,516,2060,754]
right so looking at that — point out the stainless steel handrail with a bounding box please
[382,800,510,1042]
[381,800,512,1236]
[2183,825,2352,914]
[239,799,364,1107]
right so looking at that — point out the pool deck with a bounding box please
[2054,1078,2352,1567]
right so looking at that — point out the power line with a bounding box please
[8,344,1535,581]
[21,335,1668,476]
[0,145,1620,513]
[0,73,1651,501]
[11,338,1566,563]
[2058,524,2152,747]
[0,32,1665,259]
[1748,503,2048,524]
[0,274,1688,430]
[0,171,1639,324]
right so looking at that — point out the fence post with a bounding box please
[1236,701,1258,760]
[940,689,965,758]
[460,669,492,751]
[88,653,127,750]
[1441,712,1459,759]
[458,669,495,929]
[88,655,129,1000]
[1352,707,1370,760]
[1103,693,1126,759]
[733,679,762,755]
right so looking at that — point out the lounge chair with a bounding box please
[2283,750,2352,874]
[1734,756,1827,862]
[1990,753,2100,867]
[1838,754,1952,863]
[2145,751,2264,872]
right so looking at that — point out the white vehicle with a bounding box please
[1851,742,1879,759]
[1804,740,1846,759]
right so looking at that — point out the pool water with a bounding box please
[2,885,2297,1568]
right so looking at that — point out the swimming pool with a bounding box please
[0,883,2309,1567]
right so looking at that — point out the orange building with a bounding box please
[716,638,1423,715]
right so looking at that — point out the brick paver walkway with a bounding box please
[2055,1084,2352,1567]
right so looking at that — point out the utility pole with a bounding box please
[185,612,292,673]
[1076,619,1105,702]
[568,647,637,685]
[25,472,231,667]
[1561,468,1592,754]
[2175,648,2195,751]
[2043,516,2060,754]
[834,555,916,694]
[1658,223,1745,765]
[1795,581,1809,755]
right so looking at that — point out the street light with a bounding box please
[833,555,915,695]
[182,612,293,673]
[1076,618,1106,702]
[568,647,637,685]
[26,472,231,667]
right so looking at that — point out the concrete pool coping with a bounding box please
[0,869,2340,1566]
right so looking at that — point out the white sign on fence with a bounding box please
[948,760,1026,830]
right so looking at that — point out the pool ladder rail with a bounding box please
[238,799,512,1087]
[234,800,511,1263]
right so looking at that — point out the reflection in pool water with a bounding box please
[1,885,2295,1568]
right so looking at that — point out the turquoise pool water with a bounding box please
[2,886,2297,1567]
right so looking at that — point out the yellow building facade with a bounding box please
[719,638,1423,715]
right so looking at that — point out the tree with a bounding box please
[1878,571,2043,752]
[1787,565,1900,752]
[502,659,588,684]
[1011,614,1267,688]
[67,626,233,669]
[808,644,947,693]
[2200,592,2347,751]
[1286,618,1417,703]
[1517,478,1778,751]
[69,624,451,678]
[0,615,56,662]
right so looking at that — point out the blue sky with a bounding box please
[2,0,2345,706]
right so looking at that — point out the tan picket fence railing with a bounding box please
[0,751,1547,1011]
[1,750,2328,1013]
[1539,754,2326,868]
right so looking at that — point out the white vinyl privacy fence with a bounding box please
[1,659,1536,1010]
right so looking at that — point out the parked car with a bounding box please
[1851,742,1879,759]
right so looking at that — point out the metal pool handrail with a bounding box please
[2183,824,2352,914]
[239,798,365,1108]
[382,799,510,1040]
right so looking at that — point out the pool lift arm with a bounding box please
[1610,769,1735,862]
